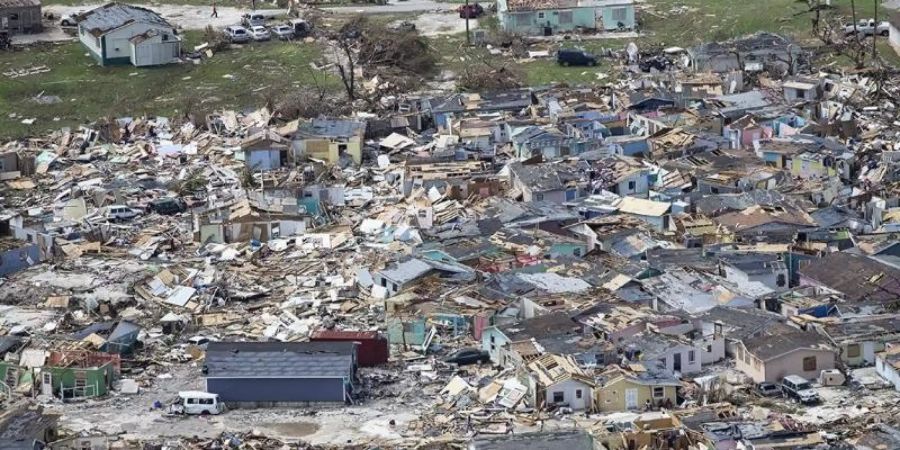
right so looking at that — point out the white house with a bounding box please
[77,3,181,67]
[875,344,900,391]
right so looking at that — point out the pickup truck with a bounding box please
[844,19,890,37]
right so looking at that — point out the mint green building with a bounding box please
[497,0,635,36]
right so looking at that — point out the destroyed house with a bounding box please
[527,354,595,411]
[813,316,900,367]
[481,311,583,366]
[241,130,288,172]
[0,407,57,450]
[71,320,141,355]
[590,156,651,197]
[799,252,900,304]
[425,90,535,131]
[510,125,574,160]
[689,33,802,74]
[375,258,433,297]
[619,331,704,375]
[469,430,598,450]
[0,348,121,399]
[293,118,366,166]
[713,204,817,243]
[195,199,310,244]
[403,160,497,200]
[0,0,41,35]
[508,162,586,203]
[0,151,35,179]
[77,3,181,67]
[496,0,635,36]
[204,341,357,404]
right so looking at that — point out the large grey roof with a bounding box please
[205,341,355,379]
[79,3,172,36]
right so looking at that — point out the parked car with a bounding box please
[557,49,597,67]
[781,375,821,404]
[271,24,294,40]
[103,205,141,221]
[224,25,251,43]
[445,348,490,366]
[60,12,82,27]
[169,391,224,415]
[458,3,484,19]
[249,25,271,41]
[844,19,890,36]
[149,197,187,215]
[241,12,267,28]
[756,382,782,397]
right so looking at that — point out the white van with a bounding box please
[103,204,140,221]
[171,391,224,415]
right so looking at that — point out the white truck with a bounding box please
[844,19,890,37]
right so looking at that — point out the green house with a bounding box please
[0,359,116,399]
[497,0,635,36]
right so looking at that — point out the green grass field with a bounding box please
[0,32,337,139]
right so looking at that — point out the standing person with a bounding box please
[251,0,256,10]
[211,0,218,18]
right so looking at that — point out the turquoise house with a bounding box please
[497,0,635,36]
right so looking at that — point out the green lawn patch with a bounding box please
[0,31,337,139]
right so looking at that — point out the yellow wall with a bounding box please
[596,378,677,413]
[304,139,362,165]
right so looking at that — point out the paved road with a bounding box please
[323,0,454,14]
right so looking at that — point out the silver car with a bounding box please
[249,25,270,42]
[271,24,294,40]
[224,26,251,44]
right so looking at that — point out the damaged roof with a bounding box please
[799,252,900,303]
[78,3,172,37]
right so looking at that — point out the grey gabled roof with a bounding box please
[205,341,355,379]
[79,3,172,37]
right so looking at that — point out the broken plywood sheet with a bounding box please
[165,286,197,307]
